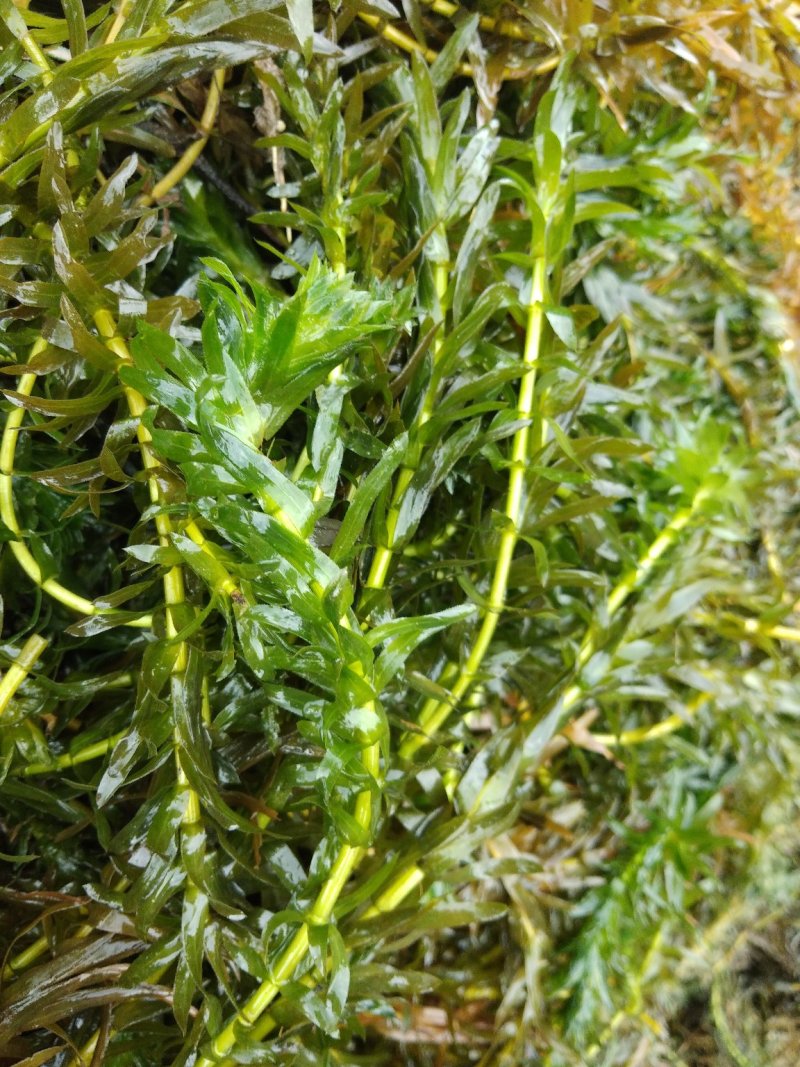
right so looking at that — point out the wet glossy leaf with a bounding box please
[0,8,798,1067]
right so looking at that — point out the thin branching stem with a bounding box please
[400,255,548,756]
[375,484,712,911]
[0,633,47,718]
[366,258,450,591]
[420,0,541,42]
[0,349,152,627]
[139,70,226,206]
[591,692,710,748]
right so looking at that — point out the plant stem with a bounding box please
[352,248,550,923]
[400,254,548,757]
[19,728,128,777]
[0,370,93,615]
[373,484,712,911]
[468,486,712,816]
[0,633,48,717]
[96,310,209,1025]
[358,12,464,72]
[0,349,151,627]
[195,743,379,1067]
[103,0,132,45]
[45,312,212,1067]
[363,862,425,917]
[94,312,187,642]
[357,10,555,79]
[420,0,543,42]
[139,70,225,206]
[592,692,710,748]
[556,491,710,713]
[19,32,52,82]
[2,932,51,981]
[365,258,450,592]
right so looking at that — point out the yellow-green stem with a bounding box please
[593,692,709,748]
[358,12,458,70]
[95,327,189,635]
[0,352,151,627]
[365,259,449,591]
[356,252,550,913]
[2,931,54,981]
[363,862,425,918]
[10,7,53,84]
[0,633,48,717]
[193,500,382,1064]
[139,71,225,206]
[420,0,539,41]
[60,314,207,1067]
[20,32,52,82]
[400,255,547,758]
[467,486,710,817]
[558,491,709,707]
[94,311,187,645]
[104,0,132,45]
[376,484,711,911]
[196,743,378,1067]
[20,728,127,777]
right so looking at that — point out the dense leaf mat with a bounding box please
[1,3,800,1065]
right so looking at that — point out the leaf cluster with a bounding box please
[0,3,799,1067]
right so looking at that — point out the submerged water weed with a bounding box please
[0,3,799,1065]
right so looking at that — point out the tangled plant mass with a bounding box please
[1,3,800,1065]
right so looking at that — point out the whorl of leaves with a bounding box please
[0,3,799,1066]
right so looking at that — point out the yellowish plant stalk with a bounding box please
[139,70,225,206]
[103,0,132,45]
[365,258,450,591]
[195,739,380,1066]
[0,345,152,627]
[58,314,206,1067]
[593,692,710,747]
[400,255,548,758]
[358,12,459,71]
[0,632,48,718]
[20,728,128,777]
[357,9,556,81]
[376,484,712,912]
[420,0,539,41]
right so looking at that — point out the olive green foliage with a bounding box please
[0,3,799,1066]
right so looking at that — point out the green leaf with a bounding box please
[330,433,409,563]
[368,604,476,690]
[286,0,313,60]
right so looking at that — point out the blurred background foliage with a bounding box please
[0,1,800,1066]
